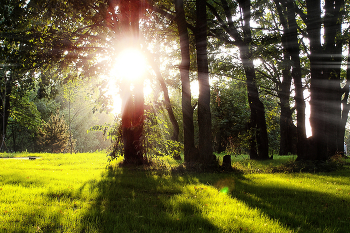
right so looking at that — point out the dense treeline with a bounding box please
[1,0,350,164]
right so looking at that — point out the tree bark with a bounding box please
[119,0,145,165]
[285,0,306,159]
[207,0,269,159]
[323,0,344,157]
[149,55,180,141]
[274,0,304,156]
[238,0,269,160]
[174,0,197,162]
[305,0,324,160]
[340,42,350,156]
[304,0,344,160]
[279,63,296,155]
[195,0,215,165]
[0,79,11,151]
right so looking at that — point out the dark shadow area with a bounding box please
[6,161,349,232]
[78,167,220,233]
[195,172,350,233]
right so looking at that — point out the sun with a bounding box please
[112,48,147,82]
[106,48,152,115]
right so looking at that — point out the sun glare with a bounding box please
[113,48,147,82]
[106,48,152,115]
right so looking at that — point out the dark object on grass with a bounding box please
[222,155,232,170]
[29,157,36,160]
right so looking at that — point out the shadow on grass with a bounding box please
[195,172,350,233]
[10,163,349,232]
[78,167,219,233]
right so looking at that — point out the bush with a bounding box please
[36,112,73,153]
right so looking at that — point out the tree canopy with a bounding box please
[1,0,350,164]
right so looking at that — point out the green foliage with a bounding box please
[36,112,71,153]
[35,96,61,122]
[9,90,41,132]
[107,122,124,161]
[59,78,113,152]
[210,79,250,154]
[143,109,183,160]
[261,95,281,154]
[108,109,183,161]
[6,89,42,151]
[272,155,347,173]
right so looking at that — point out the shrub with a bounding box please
[36,112,73,153]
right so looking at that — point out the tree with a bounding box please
[208,0,270,160]
[63,79,79,154]
[211,79,250,154]
[296,0,347,160]
[0,72,11,151]
[195,0,215,165]
[6,89,41,152]
[282,0,306,158]
[273,0,305,156]
[147,50,180,142]
[0,0,93,151]
[174,0,197,162]
[37,112,70,153]
[116,0,147,165]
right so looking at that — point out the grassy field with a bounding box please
[0,152,350,233]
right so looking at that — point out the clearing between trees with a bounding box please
[1,152,349,232]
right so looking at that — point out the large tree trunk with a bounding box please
[323,0,344,157]
[119,0,145,165]
[305,0,324,160]
[305,0,344,160]
[243,61,269,160]
[195,0,215,166]
[174,0,197,162]
[238,0,269,160]
[279,63,297,155]
[274,0,303,156]
[0,80,11,151]
[207,0,269,159]
[340,42,350,155]
[286,0,306,159]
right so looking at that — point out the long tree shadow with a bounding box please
[8,163,349,232]
[195,172,350,233]
[78,167,219,233]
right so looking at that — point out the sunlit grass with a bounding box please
[216,153,298,173]
[0,152,349,232]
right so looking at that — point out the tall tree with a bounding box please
[147,51,180,141]
[208,0,270,159]
[297,0,346,160]
[274,0,306,156]
[237,0,269,160]
[174,0,197,162]
[0,73,12,151]
[0,0,99,151]
[118,0,146,165]
[195,0,215,165]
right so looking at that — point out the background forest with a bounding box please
[1,0,350,164]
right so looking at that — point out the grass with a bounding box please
[0,152,350,232]
[216,153,299,173]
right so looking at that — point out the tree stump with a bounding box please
[222,155,231,170]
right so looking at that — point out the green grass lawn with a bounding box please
[0,152,349,232]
